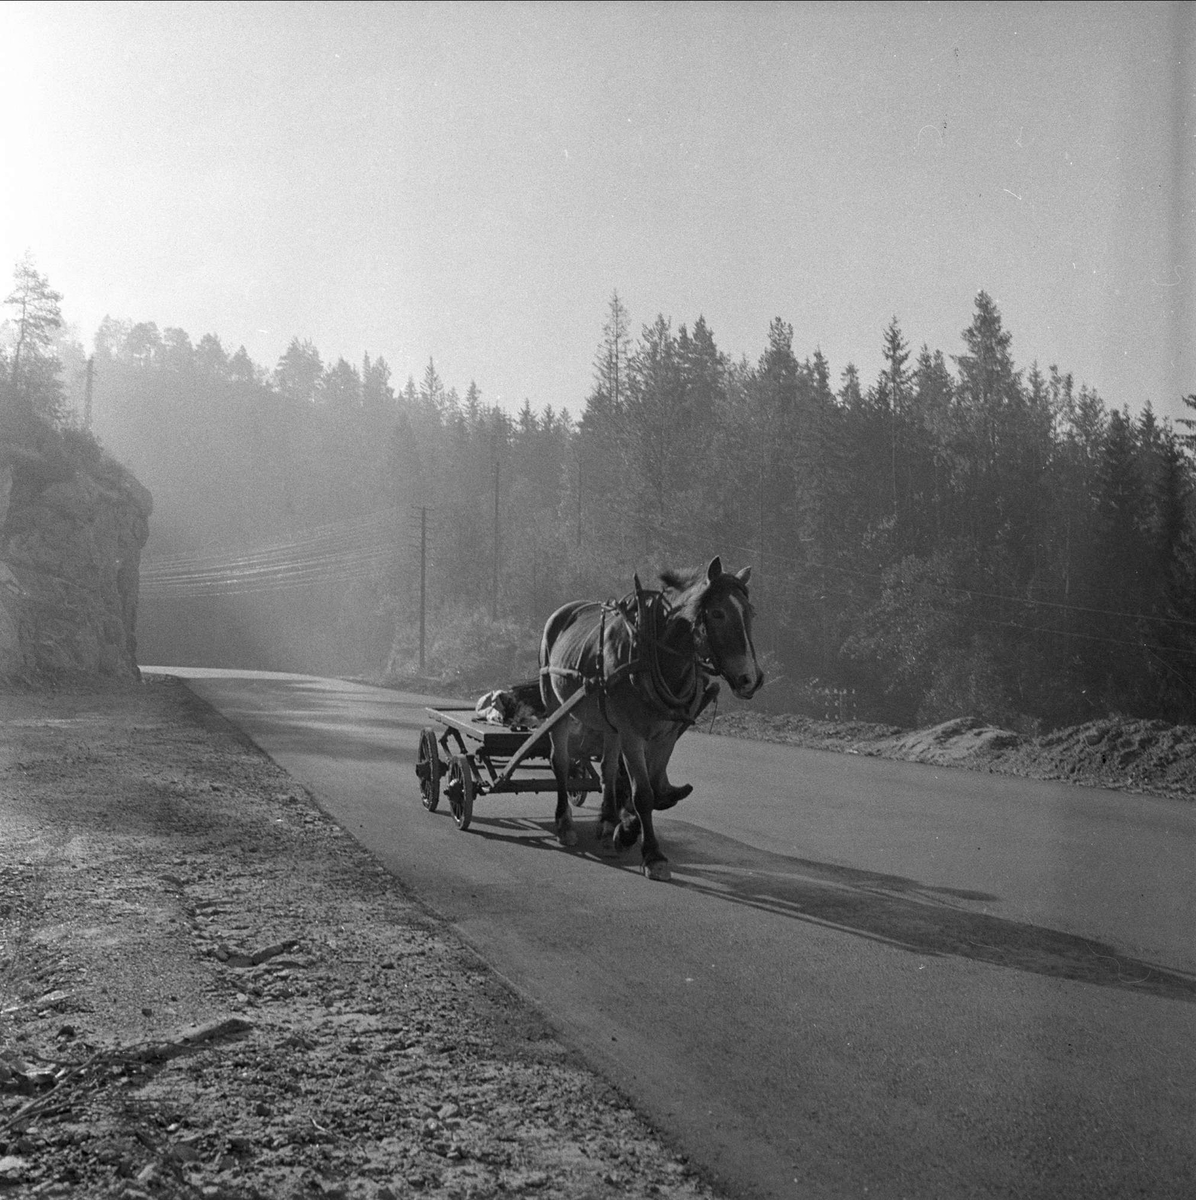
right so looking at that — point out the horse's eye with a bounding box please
[710,609,726,621]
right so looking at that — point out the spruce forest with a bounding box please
[8,265,1196,730]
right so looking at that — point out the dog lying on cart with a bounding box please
[416,679,627,832]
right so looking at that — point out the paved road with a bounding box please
[159,668,1196,1200]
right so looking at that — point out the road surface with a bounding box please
[158,668,1196,1200]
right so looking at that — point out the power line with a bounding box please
[140,509,402,598]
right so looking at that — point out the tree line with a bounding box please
[5,258,1196,727]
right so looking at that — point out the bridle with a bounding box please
[690,577,754,682]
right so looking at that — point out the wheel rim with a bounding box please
[417,730,440,812]
[449,756,474,831]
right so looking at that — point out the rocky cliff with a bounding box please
[0,416,151,682]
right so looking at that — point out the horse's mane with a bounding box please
[658,565,722,624]
[659,566,704,594]
[658,564,751,624]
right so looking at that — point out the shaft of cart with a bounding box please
[487,685,590,787]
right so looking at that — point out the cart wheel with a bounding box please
[416,728,441,812]
[447,755,475,832]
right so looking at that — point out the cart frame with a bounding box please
[415,686,598,830]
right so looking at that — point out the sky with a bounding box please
[1,1,1193,422]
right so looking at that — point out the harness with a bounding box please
[541,575,727,731]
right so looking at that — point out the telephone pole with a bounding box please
[83,356,94,430]
[576,455,582,545]
[418,506,427,672]
[409,506,429,673]
[492,457,500,622]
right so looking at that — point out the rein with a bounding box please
[613,576,737,727]
[627,583,700,722]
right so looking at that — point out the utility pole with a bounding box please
[492,457,500,622]
[530,542,537,626]
[758,458,766,629]
[83,355,94,430]
[575,453,582,546]
[418,506,427,673]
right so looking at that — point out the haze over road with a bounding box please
[161,669,1196,1200]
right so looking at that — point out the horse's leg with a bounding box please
[548,724,578,847]
[595,732,624,854]
[649,724,692,810]
[608,747,641,853]
[612,755,640,847]
[621,738,668,881]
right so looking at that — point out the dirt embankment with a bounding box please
[0,678,715,1200]
[712,711,1196,799]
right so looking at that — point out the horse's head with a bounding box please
[662,556,764,700]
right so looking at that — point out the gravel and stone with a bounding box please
[0,677,716,1200]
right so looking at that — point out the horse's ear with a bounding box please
[736,566,752,585]
[633,573,644,595]
[706,556,723,581]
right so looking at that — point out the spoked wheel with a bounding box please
[446,755,475,831]
[416,728,442,812]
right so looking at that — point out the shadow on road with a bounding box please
[468,812,1196,1006]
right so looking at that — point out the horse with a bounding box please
[539,556,763,880]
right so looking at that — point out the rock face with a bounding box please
[0,419,152,681]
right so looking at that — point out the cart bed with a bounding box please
[425,707,549,757]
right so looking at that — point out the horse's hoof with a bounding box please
[556,825,578,847]
[596,822,619,856]
[642,859,671,882]
[654,784,692,811]
[613,823,641,852]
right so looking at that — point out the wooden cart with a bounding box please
[415,688,599,831]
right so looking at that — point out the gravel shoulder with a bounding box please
[0,677,717,1200]
[711,710,1196,800]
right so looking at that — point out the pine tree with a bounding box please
[228,346,259,385]
[878,316,912,523]
[162,328,194,372]
[624,314,688,552]
[911,345,954,542]
[2,256,65,423]
[419,359,445,412]
[838,363,863,409]
[324,358,362,409]
[593,291,631,411]
[196,334,229,378]
[951,292,1026,559]
[125,322,164,369]
[1143,424,1196,716]
[463,381,482,430]
[275,338,323,404]
[1177,393,1196,457]
[93,316,132,361]
[361,353,395,411]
